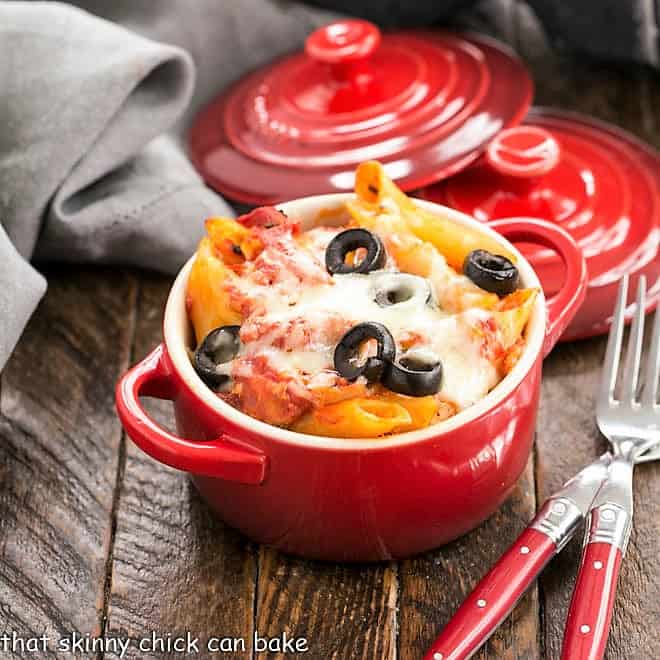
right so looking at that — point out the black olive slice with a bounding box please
[325,229,386,275]
[382,356,443,397]
[334,322,395,382]
[463,249,519,296]
[194,325,241,388]
[372,273,433,307]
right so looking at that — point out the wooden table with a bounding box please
[1,4,659,659]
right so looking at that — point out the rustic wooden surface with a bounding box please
[1,2,659,658]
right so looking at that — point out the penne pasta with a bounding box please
[371,389,440,433]
[292,397,412,438]
[492,288,537,350]
[187,237,242,344]
[205,216,263,264]
[186,160,538,438]
[351,161,518,270]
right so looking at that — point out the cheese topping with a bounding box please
[185,161,539,436]
[229,227,501,411]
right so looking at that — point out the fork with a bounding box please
[560,274,660,659]
[424,274,660,660]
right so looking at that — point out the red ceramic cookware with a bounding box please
[189,20,532,204]
[115,195,587,561]
[421,107,660,341]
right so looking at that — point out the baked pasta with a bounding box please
[186,161,538,438]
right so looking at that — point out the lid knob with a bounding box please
[305,20,381,83]
[486,126,561,178]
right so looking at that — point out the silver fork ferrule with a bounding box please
[585,503,632,553]
[531,497,583,552]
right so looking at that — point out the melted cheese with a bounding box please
[233,268,499,410]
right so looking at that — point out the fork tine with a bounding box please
[621,276,646,404]
[642,297,660,406]
[600,274,628,404]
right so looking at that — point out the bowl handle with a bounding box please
[489,218,588,357]
[115,344,268,484]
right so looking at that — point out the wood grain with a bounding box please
[534,338,608,660]
[0,267,136,656]
[398,7,541,659]
[104,273,257,660]
[516,4,660,657]
[536,336,660,660]
[398,457,540,660]
[515,1,647,128]
[255,548,397,660]
[1,6,657,660]
[640,73,660,150]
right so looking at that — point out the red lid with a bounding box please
[421,108,660,341]
[485,125,560,178]
[189,20,532,205]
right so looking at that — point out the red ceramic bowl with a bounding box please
[116,196,587,561]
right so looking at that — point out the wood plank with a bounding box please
[398,457,540,660]
[534,339,608,660]
[0,267,136,651]
[515,1,647,128]
[517,3,660,656]
[104,272,257,659]
[640,70,660,149]
[535,336,660,659]
[398,7,541,660]
[255,548,397,660]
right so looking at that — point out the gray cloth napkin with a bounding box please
[0,2,216,367]
[2,0,656,370]
[0,0,336,369]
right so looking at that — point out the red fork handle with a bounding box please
[562,458,632,660]
[115,344,268,484]
[490,218,588,356]
[424,527,556,660]
[560,542,623,660]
